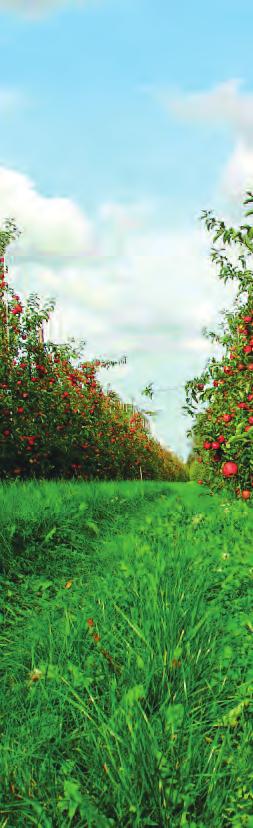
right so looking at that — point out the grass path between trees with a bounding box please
[0,479,253,827]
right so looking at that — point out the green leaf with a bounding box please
[221,645,233,666]
[164,703,185,730]
[67,662,93,688]
[172,645,183,660]
[58,779,83,820]
[123,684,145,706]
[119,561,132,577]
[244,236,253,253]
[33,579,54,593]
[42,526,57,544]
[214,699,249,728]
[84,519,99,535]
[38,662,60,680]
[213,229,224,244]
[226,432,249,446]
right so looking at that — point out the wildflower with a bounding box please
[171,658,181,669]
[93,633,100,642]
[29,669,43,683]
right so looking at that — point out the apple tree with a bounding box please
[183,192,253,500]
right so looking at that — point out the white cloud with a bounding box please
[182,337,213,352]
[151,78,253,139]
[0,164,237,348]
[0,166,94,257]
[217,139,253,212]
[151,77,253,227]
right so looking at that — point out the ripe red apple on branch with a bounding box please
[222,461,238,478]
[241,490,251,499]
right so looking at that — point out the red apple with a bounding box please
[222,461,238,477]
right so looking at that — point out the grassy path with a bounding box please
[0,480,253,827]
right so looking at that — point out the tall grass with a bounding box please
[0,480,252,827]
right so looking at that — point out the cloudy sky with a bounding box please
[1,0,253,460]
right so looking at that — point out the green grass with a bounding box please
[0,479,253,827]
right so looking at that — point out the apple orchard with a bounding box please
[184,193,253,501]
[0,220,187,483]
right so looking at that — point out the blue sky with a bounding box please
[1,0,253,460]
[0,0,248,211]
